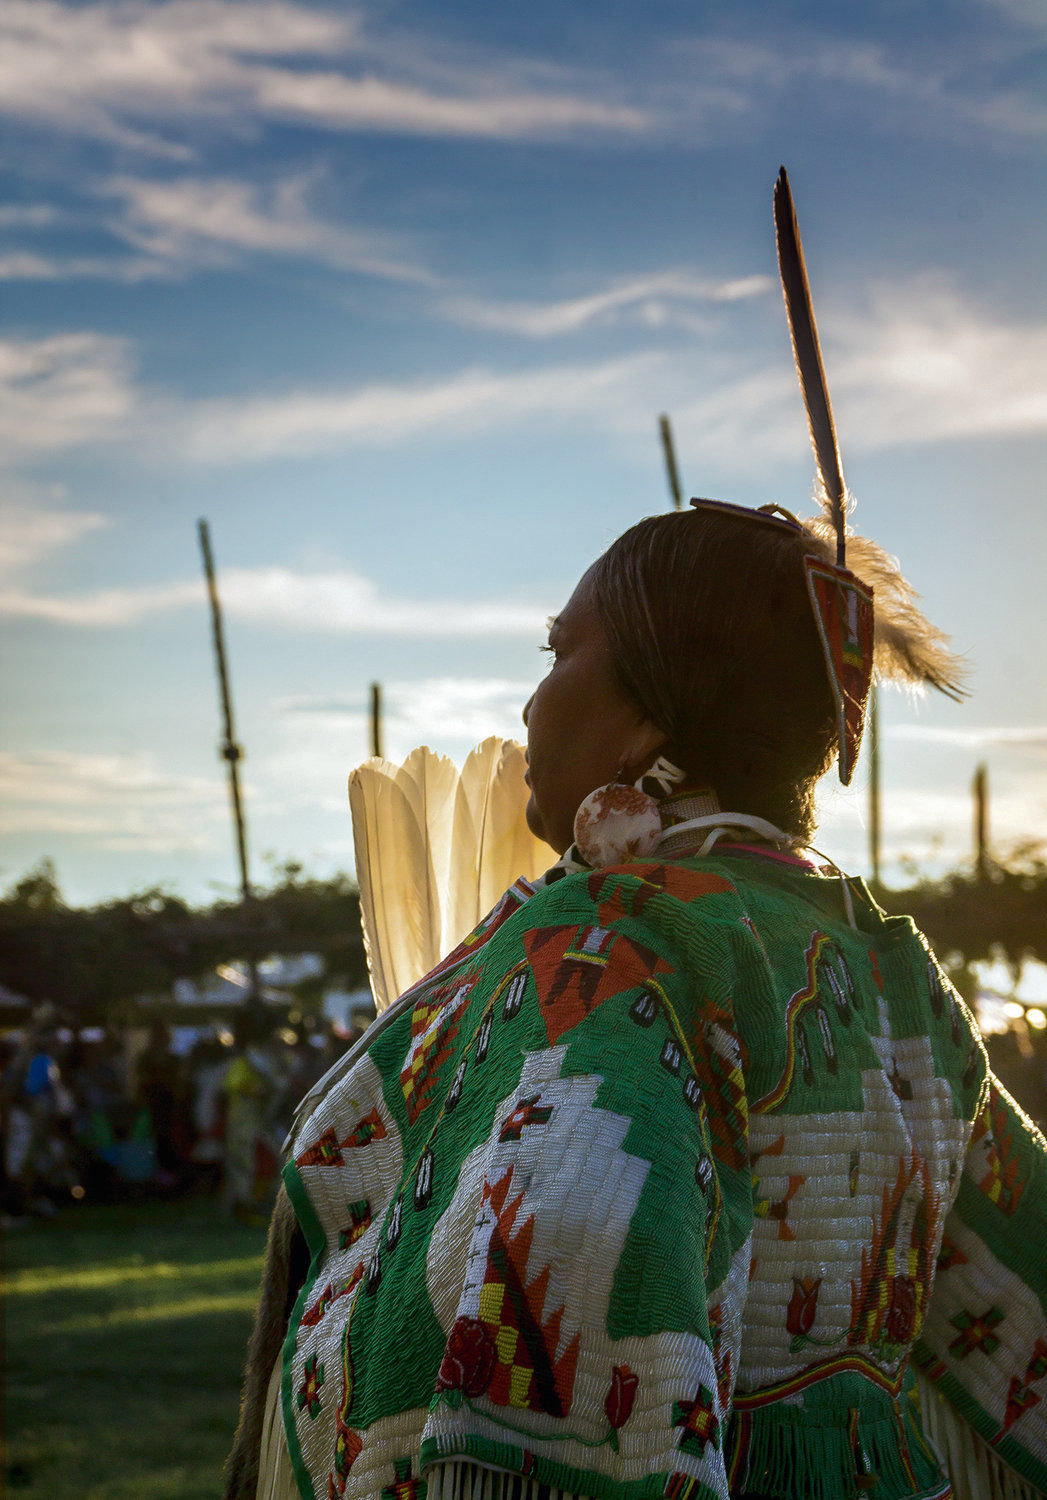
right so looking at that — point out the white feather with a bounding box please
[349,738,556,1013]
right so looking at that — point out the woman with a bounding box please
[227,500,1047,1500]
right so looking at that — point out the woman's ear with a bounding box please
[622,721,669,783]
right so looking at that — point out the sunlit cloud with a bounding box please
[0,564,549,635]
[671,280,1047,472]
[265,678,536,819]
[0,0,647,152]
[831,279,1047,445]
[279,677,536,744]
[440,271,773,338]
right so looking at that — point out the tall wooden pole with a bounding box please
[370,681,384,760]
[659,414,683,510]
[973,762,989,882]
[868,686,881,886]
[198,519,252,905]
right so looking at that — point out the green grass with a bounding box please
[4,1196,268,1498]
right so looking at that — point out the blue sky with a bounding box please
[1,0,1045,905]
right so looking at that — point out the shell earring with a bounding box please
[572,755,685,868]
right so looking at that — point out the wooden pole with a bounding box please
[868,686,881,886]
[973,762,989,882]
[198,519,252,905]
[370,681,384,760]
[659,414,683,509]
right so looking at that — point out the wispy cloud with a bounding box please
[441,271,773,338]
[0,563,549,635]
[102,173,435,283]
[280,677,535,745]
[184,353,657,460]
[0,334,138,458]
[0,173,432,285]
[0,0,647,152]
[4,276,1043,473]
[0,252,162,282]
[670,33,1047,141]
[0,499,108,576]
[0,750,226,851]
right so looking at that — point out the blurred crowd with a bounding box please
[0,1005,364,1228]
[3,1001,1044,1232]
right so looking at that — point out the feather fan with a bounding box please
[774,165,848,565]
[349,738,556,1012]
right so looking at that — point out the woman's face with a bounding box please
[522,569,663,853]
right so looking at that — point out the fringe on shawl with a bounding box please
[916,1371,1047,1500]
[250,1394,1047,1500]
[427,1460,591,1500]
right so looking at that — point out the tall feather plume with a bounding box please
[774,165,847,566]
[350,739,555,1012]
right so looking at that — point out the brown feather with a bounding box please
[774,166,848,565]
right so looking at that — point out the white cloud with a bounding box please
[184,353,657,459]
[0,334,138,457]
[831,280,1047,446]
[0,500,108,577]
[2,280,1040,480]
[280,676,535,745]
[247,66,646,138]
[103,173,434,282]
[815,763,1047,881]
[441,271,773,338]
[0,0,647,150]
[0,563,549,635]
[671,279,1047,472]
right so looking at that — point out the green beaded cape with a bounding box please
[279,855,1047,1500]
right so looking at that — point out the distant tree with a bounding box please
[0,863,366,1023]
[877,854,1047,986]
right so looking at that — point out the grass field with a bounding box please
[4,1196,268,1499]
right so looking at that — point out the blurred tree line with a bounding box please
[0,860,367,1024]
[2,853,1045,1025]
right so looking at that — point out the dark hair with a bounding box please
[589,508,837,840]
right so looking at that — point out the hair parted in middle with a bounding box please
[588,504,964,841]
